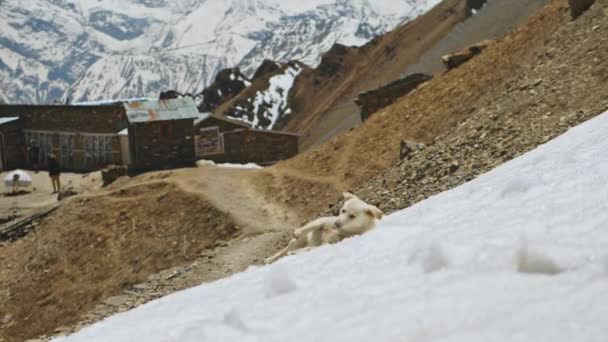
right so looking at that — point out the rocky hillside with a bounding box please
[276,0,550,149]
[191,0,470,133]
[160,0,547,136]
[0,0,441,104]
[277,0,608,216]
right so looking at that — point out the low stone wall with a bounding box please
[441,39,493,70]
[356,73,432,121]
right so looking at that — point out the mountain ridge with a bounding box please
[0,0,441,104]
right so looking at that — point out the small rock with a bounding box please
[57,187,78,201]
[449,161,460,173]
[104,295,129,307]
[54,326,71,333]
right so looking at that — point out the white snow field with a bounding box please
[56,111,608,341]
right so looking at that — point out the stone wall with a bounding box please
[130,119,196,172]
[198,128,298,165]
[222,129,298,165]
[441,39,493,70]
[0,119,24,171]
[0,104,126,133]
[356,73,432,121]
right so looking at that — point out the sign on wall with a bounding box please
[196,126,223,156]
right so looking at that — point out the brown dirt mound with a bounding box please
[0,182,237,342]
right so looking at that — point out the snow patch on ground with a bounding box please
[55,111,608,341]
[196,159,263,169]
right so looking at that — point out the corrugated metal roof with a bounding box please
[0,117,19,125]
[75,97,152,106]
[124,98,200,123]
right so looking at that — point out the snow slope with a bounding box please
[54,111,608,341]
[0,0,441,104]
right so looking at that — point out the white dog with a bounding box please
[265,192,383,264]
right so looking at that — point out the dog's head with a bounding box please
[335,192,383,236]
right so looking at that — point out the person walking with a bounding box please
[47,153,61,193]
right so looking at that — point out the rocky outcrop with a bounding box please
[568,0,595,19]
[355,73,432,121]
[399,140,426,160]
[57,186,78,201]
[441,40,493,70]
[159,90,200,102]
[466,0,488,13]
[252,60,282,80]
[101,165,128,187]
[198,68,251,113]
[317,44,353,77]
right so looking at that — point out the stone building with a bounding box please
[124,98,199,172]
[195,114,299,165]
[0,104,126,171]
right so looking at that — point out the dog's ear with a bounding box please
[342,192,357,201]
[366,205,384,220]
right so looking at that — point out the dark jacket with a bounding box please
[48,157,60,176]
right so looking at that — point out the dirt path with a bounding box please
[172,167,302,234]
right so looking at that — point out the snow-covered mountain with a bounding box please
[0,0,442,104]
[53,109,608,341]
